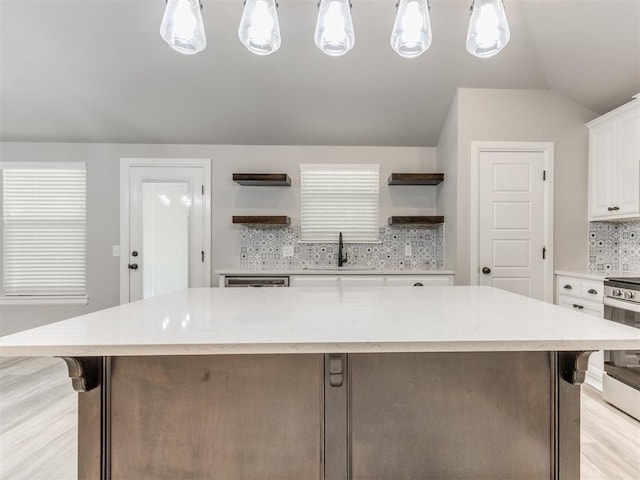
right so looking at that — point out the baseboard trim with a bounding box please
[585,369,603,392]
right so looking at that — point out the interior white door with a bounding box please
[128,166,205,302]
[478,151,546,299]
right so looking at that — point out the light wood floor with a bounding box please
[1,357,639,479]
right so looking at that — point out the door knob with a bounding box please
[482,267,491,275]
[128,263,139,270]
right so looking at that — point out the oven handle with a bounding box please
[604,297,640,314]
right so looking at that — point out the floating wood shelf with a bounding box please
[233,216,291,225]
[388,216,444,226]
[388,173,444,185]
[233,174,291,186]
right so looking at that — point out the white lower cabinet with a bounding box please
[340,276,386,287]
[385,275,453,287]
[557,297,603,317]
[555,273,604,390]
[290,276,339,287]
[221,273,454,288]
[289,274,453,287]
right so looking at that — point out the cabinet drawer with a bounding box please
[340,276,385,287]
[385,276,453,287]
[557,276,581,298]
[558,296,603,317]
[290,276,339,287]
[581,280,603,302]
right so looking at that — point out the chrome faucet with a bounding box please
[338,232,347,267]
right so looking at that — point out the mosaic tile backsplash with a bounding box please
[239,225,444,270]
[589,220,640,273]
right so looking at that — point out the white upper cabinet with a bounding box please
[587,97,640,220]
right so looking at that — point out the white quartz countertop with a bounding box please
[216,269,455,276]
[1,286,638,357]
[555,270,640,280]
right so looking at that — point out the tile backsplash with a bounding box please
[239,225,444,270]
[588,220,640,273]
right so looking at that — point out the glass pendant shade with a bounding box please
[160,0,207,55]
[465,0,510,58]
[390,0,432,58]
[238,0,281,55]
[314,0,355,57]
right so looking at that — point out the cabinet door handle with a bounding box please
[572,304,584,310]
[587,289,598,295]
[612,206,620,211]
[563,284,572,290]
[608,207,614,211]
[413,282,424,287]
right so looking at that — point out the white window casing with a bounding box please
[300,164,380,243]
[1,162,87,304]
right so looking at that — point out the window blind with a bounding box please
[300,164,380,243]
[1,163,87,297]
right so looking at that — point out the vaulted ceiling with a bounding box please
[1,0,639,146]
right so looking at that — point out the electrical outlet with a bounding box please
[404,244,412,257]
[112,245,120,257]
[283,245,294,258]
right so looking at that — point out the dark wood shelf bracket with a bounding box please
[58,356,102,392]
[559,351,595,385]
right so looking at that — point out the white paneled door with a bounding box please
[120,160,211,303]
[475,146,553,301]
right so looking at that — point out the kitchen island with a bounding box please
[1,286,639,480]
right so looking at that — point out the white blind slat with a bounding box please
[2,166,87,297]
[300,164,379,243]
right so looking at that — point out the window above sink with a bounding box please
[300,164,380,244]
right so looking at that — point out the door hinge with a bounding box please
[542,247,546,259]
[543,170,546,181]
[201,185,204,195]
[201,250,205,262]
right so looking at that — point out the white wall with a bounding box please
[447,88,598,284]
[0,143,437,335]
[436,92,459,272]
[213,145,438,269]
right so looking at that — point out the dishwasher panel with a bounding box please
[224,276,290,287]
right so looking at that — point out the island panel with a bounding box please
[109,355,323,479]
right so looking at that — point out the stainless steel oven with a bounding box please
[603,277,640,420]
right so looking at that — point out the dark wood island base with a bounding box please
[64,351,592,480]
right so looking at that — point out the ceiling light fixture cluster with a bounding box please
[159,0,510,59]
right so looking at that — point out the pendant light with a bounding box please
[314,0,355,57]
[160,0,207,55]
[390,0,432,58]
[238,0,281,55]
[465,0,510,58]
